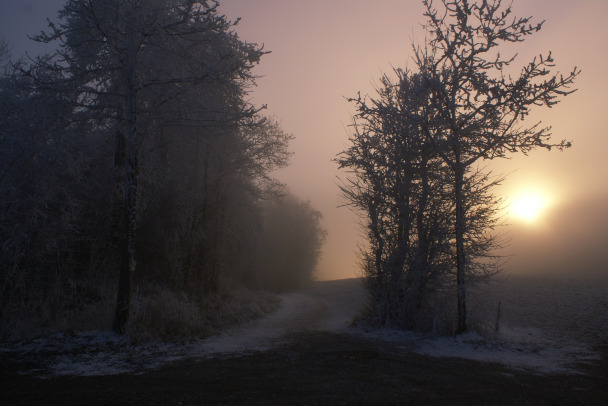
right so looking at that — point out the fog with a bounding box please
[505,196,608,278]
[2,0,607,281]
[1,4,607,401]
[218,0,608,281]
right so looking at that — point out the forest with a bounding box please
[0,0,326,340]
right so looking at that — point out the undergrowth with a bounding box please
[127,286,280,343]
[1,283,280,343]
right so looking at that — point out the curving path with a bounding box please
[203,278,368,354]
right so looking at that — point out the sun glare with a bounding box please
[511,193,547,222]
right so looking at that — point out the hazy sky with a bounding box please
[2,0,607,280]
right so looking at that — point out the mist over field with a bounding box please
[505,196,608,278]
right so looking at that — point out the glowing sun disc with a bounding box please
[511,194,546,222]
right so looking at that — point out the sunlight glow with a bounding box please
[511,193,547,222]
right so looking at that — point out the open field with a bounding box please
[470,274,608,346]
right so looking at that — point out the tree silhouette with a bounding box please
[338,68,503,331]
[30,0,266,333]
[338,0,578,333]
[415,0,579,332]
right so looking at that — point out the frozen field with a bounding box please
[469,274,608,346]
[402,274,608,373]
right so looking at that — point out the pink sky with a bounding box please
[219,0,608,280]
[2,0,607,280]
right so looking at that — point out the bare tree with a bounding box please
[338,69,450,328]
[338,67,503,331]
[415,0,579,332]
[0,54,115,335]
[1,1,323,340]
[30,0,267,333]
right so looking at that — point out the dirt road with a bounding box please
[202,278,369,354]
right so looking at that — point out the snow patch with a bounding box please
[355,326,600,373]
[416,332,600,374]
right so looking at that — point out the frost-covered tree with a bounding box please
[26,0,268,333]
[338,70,449,328]
[0,54,115,333]
[340,0,578,333]
[415,0,579,332]
[338,68,502,331]
[1,1,318,339]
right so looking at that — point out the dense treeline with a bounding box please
[0,1,325,340]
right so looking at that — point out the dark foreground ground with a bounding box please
[1,332,607,406]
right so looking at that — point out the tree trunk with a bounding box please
[113,62,138,334]
[454,164,467,334]
[113,141,137,333]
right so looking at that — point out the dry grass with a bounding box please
[1,278,280,344]
[126,286,280,343]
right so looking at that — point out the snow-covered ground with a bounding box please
[0,278,368,377]
[363,275,608,373]
[2,275,606,376]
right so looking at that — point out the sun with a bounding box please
[510,193,548,222]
